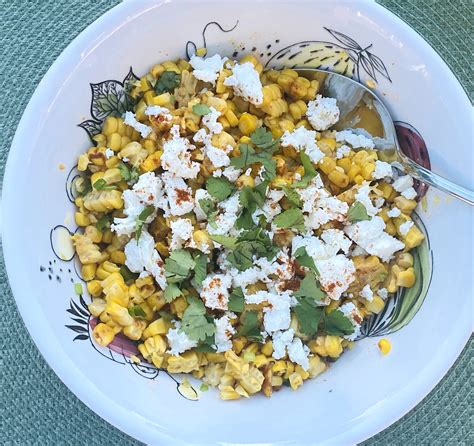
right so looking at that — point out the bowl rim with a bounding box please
[2,0,472,444]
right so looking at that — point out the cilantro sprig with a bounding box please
[180,297,216,342]
[236,180,268,230]
[348,201,371,222]
[95,214,112,232]
[230,142,276,181]
[192,104,211,116]
[273,208,305,232]
[293,246,319,274]
[321,309,355,336]
[198,198,219,229]
[292,151,317,188]
[154,71,181,95]
[228,287,245,313]
[206,177,235,201]
[118,162,139,183]
[237,310,263,341]
[250,127,280,151]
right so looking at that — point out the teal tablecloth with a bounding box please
[1,1,472,444]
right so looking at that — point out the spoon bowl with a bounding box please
[295,68,474,205]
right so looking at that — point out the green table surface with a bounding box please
[1,0,472,444]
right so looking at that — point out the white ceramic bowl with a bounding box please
[3,1,473,444]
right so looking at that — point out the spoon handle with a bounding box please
[400,156,474,206]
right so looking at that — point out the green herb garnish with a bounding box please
[322,309,355,336]
[74,283,83,295]
[199,383,209,392]
[180,297,216,342]
[198,198,219,229]
[95,214,112,232]
[294,271,325,301]
[164,249,195,283]
[228,287,245,313]
[293,246,319,275]
[192,252,208,286]
[135,206,155,241]
[282,186,302,208]
[250,127,280,151]
[164,283,183,302]
[118,162,139,183]
[206,177,235,201]
[294,301,323,336]
[235,180,268,230]
[128,305,147,320]
[348,201,371,222]
[292,151,317,188]
[273,208,305,232]
[230,144,276,180]
[208,234,238,249]
[119,265,139,282]
[192,104,211,116]
[237,310,263,341]
[154,71,181,95]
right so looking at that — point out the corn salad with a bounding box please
[72,52,424,399]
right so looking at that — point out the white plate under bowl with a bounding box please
[2,1,473,444]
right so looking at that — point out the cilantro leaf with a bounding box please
[322,309,355,336]
[193,252,208,286]
[198,198,219,229]
[135,206,155,241]
[237,310,263,341]
[236,181,269,230]
[95,214,112,232]
[294,271,325,301]
[228,287,245,313]
[294,246,319,275]
[154,71,181,95]
[119,265,139,282]
[292,151,316,188]
[230,144,276,181]
[128,305,147,320]
[273,208,305,232]
[118,162,139,183]
[348,201,372,222]
[164,249,195,283]
[206,177,235,201]
[294,299,323,336]
[164,283,183,302]
[250,127,280,151]
[282,186,302,208]
[226,243,254,271]
[208,234,238,249]
[192,104,211,116]
[180,297,216,342]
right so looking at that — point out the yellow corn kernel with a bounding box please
[279,118,294,133]
[109,251,125,265]
[231,337,247,355]
[396,267,416,287]
[289,76,310,99]
[385,219,397,235]
[150,63,165,78]
[272,360,287,374]
[90,172,105,186]
[224,109,239,127]
[206,352,227,363]
[192,230,213,252]
[318,137,337,154]
[378,338,392,355]
[152,92,172,106]
[92,323,115,347]
[75,212,90,227]
[92,133,106,147]
[170,296,188,318]
[102,116,119,136]
[260,83,282,107]
[238,112,258,136]
[253,354,268,368]
[394,196,417,213]
[123,319,147,341]
[282,146,298,159]
[288,100,307,121]
[308,355,327,378]
[144,334,167,356]
[81,263,97,281]
[403,225,425,249]
[366,295,385,314]
[325,336,343,358]
[88,298,106,317]
[219,385,241,400]
[96,261,120,280]
[353,150,369,165]
[335,158,351,174]
[87,277,103,296]
[319,156,336,174]
[167,351,200,373]
[361,162,376,180]
[347,163,361,180]
[378,182,395,200]
[289,372,303,390]
[328,170,349,188]
[162,61,180,73]
[261,341,273,357]
[271,376,283,387]
[142,318,171,339]
[261,98,288,117]
[141,151,163,172]
[211,131,236,151]
[396,252,414,268]
[354,174,365,185]
[77,154,90,171]
[240,54,263,73]
[106,301,134,326]
[195,47,207,57]
[236,174,255,189]
[294,365,310,380]
[271,176,291,188]
[107,132,122,151]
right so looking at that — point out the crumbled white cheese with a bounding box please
[392,175,414,192]
[320,229,352,256]
[201,106,223,135]
[306,95,340,131]
[194,189,212,221]
[206,144,231,168]
[207,193,240,236]
[104,148,114,159]
[378,288,389,299]
[253,189,284,223]
[280,126,324,163]
[223,62,263,105]
[170,218,194,250]
[144,105,173,122]
[221,166,242,182]
[355,183,381,217]
[287,337,311,371]
[372,160,393,179]
[399,220,414,236]
[336,144,351,159]
[201,273,232,310]
[161,125,200,179]
[189,54,227,85]
[351,245,368,257]
[360,284,373,302]
[305,196,349,229]
[123,111,152,138]
[345,216,405,262]
[124,229,166,289]
[245,290,297,334]
[335,129,375,149]
[167,321,198,356]
[213,313,236,353]
[387,207,401,218]
[111,172,164,236]
[401,187,417,200]
[316,255,356,300]
[162,172,195,216]
[339,302,362,341]
[374,197,385,208]
[272,329,294,360]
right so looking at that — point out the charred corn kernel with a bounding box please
[366,295,385,313]
[396,252,414,268]
[394,196,417,213]
[319,156,336,174]
[289,76,310,99]
[404,225,424,249]
[155,241,169,257]
[141,151,162,172]
[219,385,241,400]
[142,318,170,338]
[146,292,166,313]
[378,338,392,355]
[261,98,288,117]
[87,278,103,297]
[260,83,282,107]
[277,70,298,92]
[152,92,172,106]
[239,367,264,394]
[295,119,311,129]
[308,355,327,378]
[289,100,307,120]
[81,263,97,281]
[106,301,133,326]
[279,118,294,133]
[77,154,89,171]
[224,109,239,127]
[109,251,126,264]
[123,319,147,340]
[289,372,303,390]
[75,212,90,227]
[252,354,268,368]
[261,341,273,357]
[143,334,167,356]
[231,337,247,355]
[354,174,365,185]
[170,296,188,318]
[167,351,200,373]
[337,157,352,172]
[238,112,258,135]
[211,131,236,150]
[282,146,298,158]
[143,139,157,154]
[328,170,349,188]
[217,115,230,130]
[93,323,115,347]
[362,163,376,180]
[88,298,106,317]
[396,267,416,287]
[236,174,255,188]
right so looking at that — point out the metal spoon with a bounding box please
[294,69,474,205]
